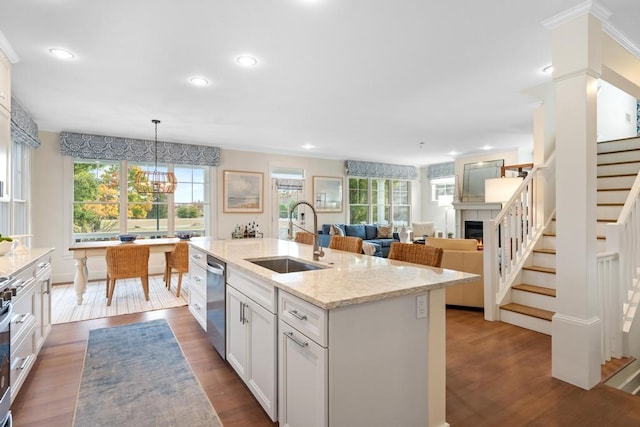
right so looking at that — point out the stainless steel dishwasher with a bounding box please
[206,255,226,360]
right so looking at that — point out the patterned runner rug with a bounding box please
[52,275,189,324]
[73,319,222,427]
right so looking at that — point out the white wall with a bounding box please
[32,133,421,283]
[597,80,638,141]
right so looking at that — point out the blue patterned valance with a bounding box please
[427,162,455,179]
[345,160,418,180]
[276,179,304,191]
[10,97,41,148]
[60,132,221,166]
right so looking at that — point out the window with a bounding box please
[348,178,369,224]
[348,177,411,226]
[73,160,120,240]
[0,139,32,239]
[73,159,210,242]
[174,164,208,236]
[431,177,455,202]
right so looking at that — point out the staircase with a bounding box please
[499,137,640,335]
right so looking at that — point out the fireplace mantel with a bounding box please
[452,201,502,238]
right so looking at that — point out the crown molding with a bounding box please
[541,1,611,30]
[0,30,19,64]
[602,23,640,59]
[542,0,639,59]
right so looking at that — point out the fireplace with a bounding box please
[464,221,483,240]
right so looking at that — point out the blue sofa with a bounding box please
[317,224,399,257]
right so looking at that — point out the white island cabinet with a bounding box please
[188,238,477,426]
[226,266,277,421]
[279,289,434,427]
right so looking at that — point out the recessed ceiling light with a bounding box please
[482,145,492,150]
[237,55,258,67]
[49,48,74,59]
[542,65,553,74]
[448,151,457,156]
[302,143,315,150]
[189,76,209,86]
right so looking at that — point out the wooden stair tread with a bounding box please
[512,283,556,297]
[522,265,556,274]
[597,219,617,223]
[597,203,623,206]
[542,232,556,237]
[597,159,640,166]
[533,248,555,254]
[597,188,632,192]
[501,303,554,321]
[597,173,637,178]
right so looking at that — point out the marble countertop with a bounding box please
[189,237,478,310]
[0,248,55,277]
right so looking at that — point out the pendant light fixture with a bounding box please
[133,119,177,194]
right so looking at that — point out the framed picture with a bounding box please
[313,176,343,212]
[223,170,264,213]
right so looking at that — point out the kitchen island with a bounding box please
[189,237,478,427]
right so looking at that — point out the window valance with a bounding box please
[60,132,221,166]
[427,162,455,179]
[345,160,418,180]
[275,179,304,191]
[11,97,41,149]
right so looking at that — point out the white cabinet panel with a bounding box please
[226,283,277,421]
[226,285,247,378]
[278,319,327,427]
[0,49,9,113]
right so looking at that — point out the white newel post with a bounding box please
[546,9,602,390]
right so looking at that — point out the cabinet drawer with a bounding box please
[11,312,35,347]
[189,284,206,331]
[228,266,276,313]
[189,248,207,269]
[189,259,207,294]
[12,279,36,319]
[10,324,35,401]
[279,291,327,347]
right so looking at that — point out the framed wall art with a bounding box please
[313,176,343,212]
[223,170,264,213]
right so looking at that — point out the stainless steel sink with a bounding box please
[245,256,329,274]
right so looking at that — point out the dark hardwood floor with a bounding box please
[11,306,640,426]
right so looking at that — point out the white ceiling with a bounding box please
[0,0,639,166]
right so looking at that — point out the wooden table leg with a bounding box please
[74,257,88,305]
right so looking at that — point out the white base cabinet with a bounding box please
[188,247,207,330]
[278,290,431,427]
[226,267,277,421]
[278,319,327,427]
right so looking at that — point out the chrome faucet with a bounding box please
[288,200,324,261]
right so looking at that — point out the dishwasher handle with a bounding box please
[206,262,225,276]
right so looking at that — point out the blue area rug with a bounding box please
[73,319,222,427]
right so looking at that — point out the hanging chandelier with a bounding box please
[133,119,177,194]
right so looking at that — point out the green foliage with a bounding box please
[177,205,200,218]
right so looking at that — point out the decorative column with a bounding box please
[544,6,606,389]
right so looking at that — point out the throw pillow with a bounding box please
[376,224,393,238]
[330,224,345,236]
[345,224,366,240]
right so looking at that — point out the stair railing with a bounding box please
[604,168,640,360]
[483,153,556,321]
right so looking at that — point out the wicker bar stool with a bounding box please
[294,232,315,245]
[164,241,189,297]
[388,242,443,267]
[329,235,363,254]
[105,245,150,306]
